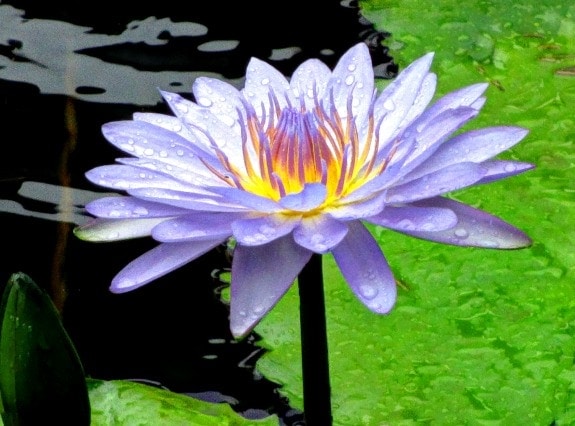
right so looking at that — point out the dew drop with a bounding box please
[347,64,357,72]
[383,99,395,111]
[345,75,355,86]
[108,209,122,218]
[198,97,212,107]
[261,78,270,85]
[253,305,265,314]
[454,228,469,239]
[143,148,154,156]
[359,284,378,300]
[159,150,168,158]
[479,239,499,248]
[133,207,149,216]
[504,163,517,172]
[176,149,185,156]
[220,115,236,127]
[397,219,415,230]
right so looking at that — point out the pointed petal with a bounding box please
[152,212,238,242]
[278,183,327,212]
[366,205,457,232]
[332,221,396,313]
[230,236,312,338]
[242,57,291,116]
[326,42,374,122]
[160,91,244,162]
[475,160,535,184]
[102,120,220,170]
[73,217,166,241]
[192,77,244,134]
[232,214,298,246]
[110,240,224,293]
[293,215,348,253]
[290,58,331,110]
[86,164,195,192]
[399,197,532,248]
[128,187,248,212]
[404,126,529,182]
[373,52,435,143]
[387,162,485,203]
[86,196,190,218]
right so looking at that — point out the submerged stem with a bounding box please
[298,253,332,425]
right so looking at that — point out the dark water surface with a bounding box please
[0,1,396,423]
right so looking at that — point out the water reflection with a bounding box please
[0,0,396,423]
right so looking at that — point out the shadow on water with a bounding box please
[0,0,397,423]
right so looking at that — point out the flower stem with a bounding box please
[298,253,332,425]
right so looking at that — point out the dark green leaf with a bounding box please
[0,272,90,425]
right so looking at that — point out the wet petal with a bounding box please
[290,58,331,110]
[332,221,397,313]
[102,120,220,170]
[230,235,312,338]
[86,196,190,218]
[243,57,291,116]
[405,127,529,181]
[373,52,435,144]
[86,164,196,192]
[110,240,224,293]
[192,77,244,134]
[152,212,239,242]
[475,160,535,185]
[326,42,374,122]
[128,187,249,212]
[366,204,457,232]
[278,183,327,212]
[74,217,166,241]
[293,215,348,253]
[388,162,485,203]
[232,214,298,246]
[329,190,387,220]
[401,197,532,248]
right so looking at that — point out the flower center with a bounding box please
[210,89,387,208]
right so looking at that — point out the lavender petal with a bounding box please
[332,221,397,313]
[293,215,348,253]
[230,235,312,338]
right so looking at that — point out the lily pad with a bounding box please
[87,379,278,425]
[255,0,575,424]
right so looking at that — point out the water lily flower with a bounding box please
[75,42,533,338]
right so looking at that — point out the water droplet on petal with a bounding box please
[143,148,154,156]
[133,207,149,216]
[383,99,395,111]
[347,64,357,72]
[345,75,355,86]
[198,97,212,107]
[454,228,469,239]
[253,305,265,314]
[261,78,270,85]
[397,219,415,230]
[359,284,378,300]
[504,163,517,172]
[479,239,499,248]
